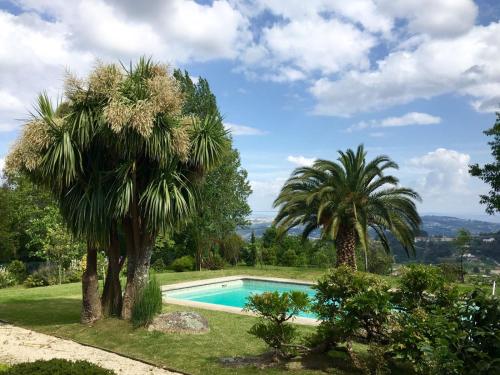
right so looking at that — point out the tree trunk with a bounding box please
[335,225,357,270]
[81,245,102,324]
[121,216,154,320]
[121,244,152,319]
[101,234,123,316]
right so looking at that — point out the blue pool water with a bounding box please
[165,279,317,319]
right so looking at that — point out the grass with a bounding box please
[0,266,372,374]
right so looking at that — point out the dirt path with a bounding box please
[0,322,181,375]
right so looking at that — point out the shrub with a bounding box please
[65,260,83,283]
[438,263,462,282]
[3,359,115,374]
[23,264,57,288]
[281,249,298,267]
[398,264,445,310]
[7,260,27,283]
[203,252,225,270]
[456,288,500,374]
[244,291,309,359]
[0,267,15,289]
[151,258,166,272]
[131,275,163,328]
[170,256,195,272]
[311,250,331,268]
[312,266,392,349]
[390,285,500,375]
[261,247,277,265]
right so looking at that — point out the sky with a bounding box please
[0,0,499,220]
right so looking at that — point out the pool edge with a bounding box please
[161,275,319,326]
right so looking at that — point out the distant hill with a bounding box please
[238,215,500,239]
[421,215,500,236]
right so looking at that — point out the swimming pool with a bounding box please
[162,276,318,321]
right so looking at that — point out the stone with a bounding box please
[147,312,209,334]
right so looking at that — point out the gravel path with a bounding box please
[0,322,181,375]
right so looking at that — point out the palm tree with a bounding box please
[273,145,421,270]
[6,58,228,321]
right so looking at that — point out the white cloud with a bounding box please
[409,148,471,193]
[261,16,375,76]
[14,0,250,63]
[0,123,19,132]
[224,122,267,136]
[311,22,500,116]
[248,176,288,211]
[379,0,477,38]
[0,90,24,112]
[348,112,441,132]
[381,112,441,127]
[403,147,490,215]
[287,155,316,167]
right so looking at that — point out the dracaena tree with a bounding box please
[273,145,421,270]
[6,58,228,322]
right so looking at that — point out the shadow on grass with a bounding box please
[0,298,81,327]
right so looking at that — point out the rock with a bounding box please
[147,312,209,334]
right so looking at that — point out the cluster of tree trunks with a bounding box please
[81,213,155,323]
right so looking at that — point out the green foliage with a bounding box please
[244,291,309,357]
[131,275,163,328]
[0,175,55,262]
[203,251,226,270]
[0,267,15,289]
[312,266,392,347]
[366,241,394,275]
[273,145,421,268]
[2,359,115,375]
[23,264,54,287]
[391,307,463,374]
[391,287,500,375]
[398,264,445,309]
[6,260,27,283]
[173,69,251,270]
[26,206,84,284]
[151,258,166,272]
[438,263,462,282]
[170,255,195,272]
[280,249,298,266]
[469,112,500,214]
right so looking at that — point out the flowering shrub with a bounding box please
[0,266,15,289]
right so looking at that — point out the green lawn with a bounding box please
[0,266,371,375]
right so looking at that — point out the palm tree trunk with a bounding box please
[81,245,102,324]
[335,225,357,270]
[101,233,122,316]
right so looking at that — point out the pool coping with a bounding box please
[161,275,320,326]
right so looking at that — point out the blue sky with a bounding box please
[0,0,499,220]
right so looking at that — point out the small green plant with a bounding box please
[6,260,27,283]
[131,275,163,328]
[2,359,115,374]
[0,267,15,289]
[170,256,195,272]
[244,291,309,359]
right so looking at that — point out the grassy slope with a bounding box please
[0,267,370,375]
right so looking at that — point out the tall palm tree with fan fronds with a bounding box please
[6,58,228,321]
[273,145,421,270]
